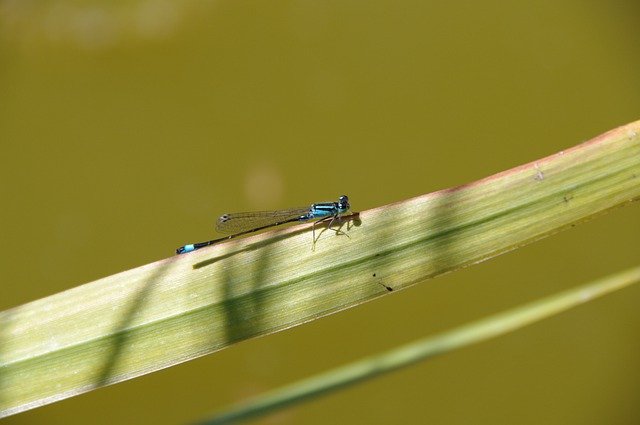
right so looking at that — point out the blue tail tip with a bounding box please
[177,244,195,255]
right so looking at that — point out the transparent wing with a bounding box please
[215,207,311,235]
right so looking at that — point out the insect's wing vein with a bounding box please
[215,207,310,234]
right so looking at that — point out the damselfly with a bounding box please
[176,195,350,254]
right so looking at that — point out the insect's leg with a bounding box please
[310,216,339,251]
[326,214,350,237]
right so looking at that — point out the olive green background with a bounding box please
[1,1,639,424]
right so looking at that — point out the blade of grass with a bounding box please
[199,265,640,425]
[1,120,639,417]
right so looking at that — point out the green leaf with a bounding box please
[201,265,640,424]
[1,120,639,417]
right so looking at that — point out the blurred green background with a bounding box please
[1,1,639,424]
